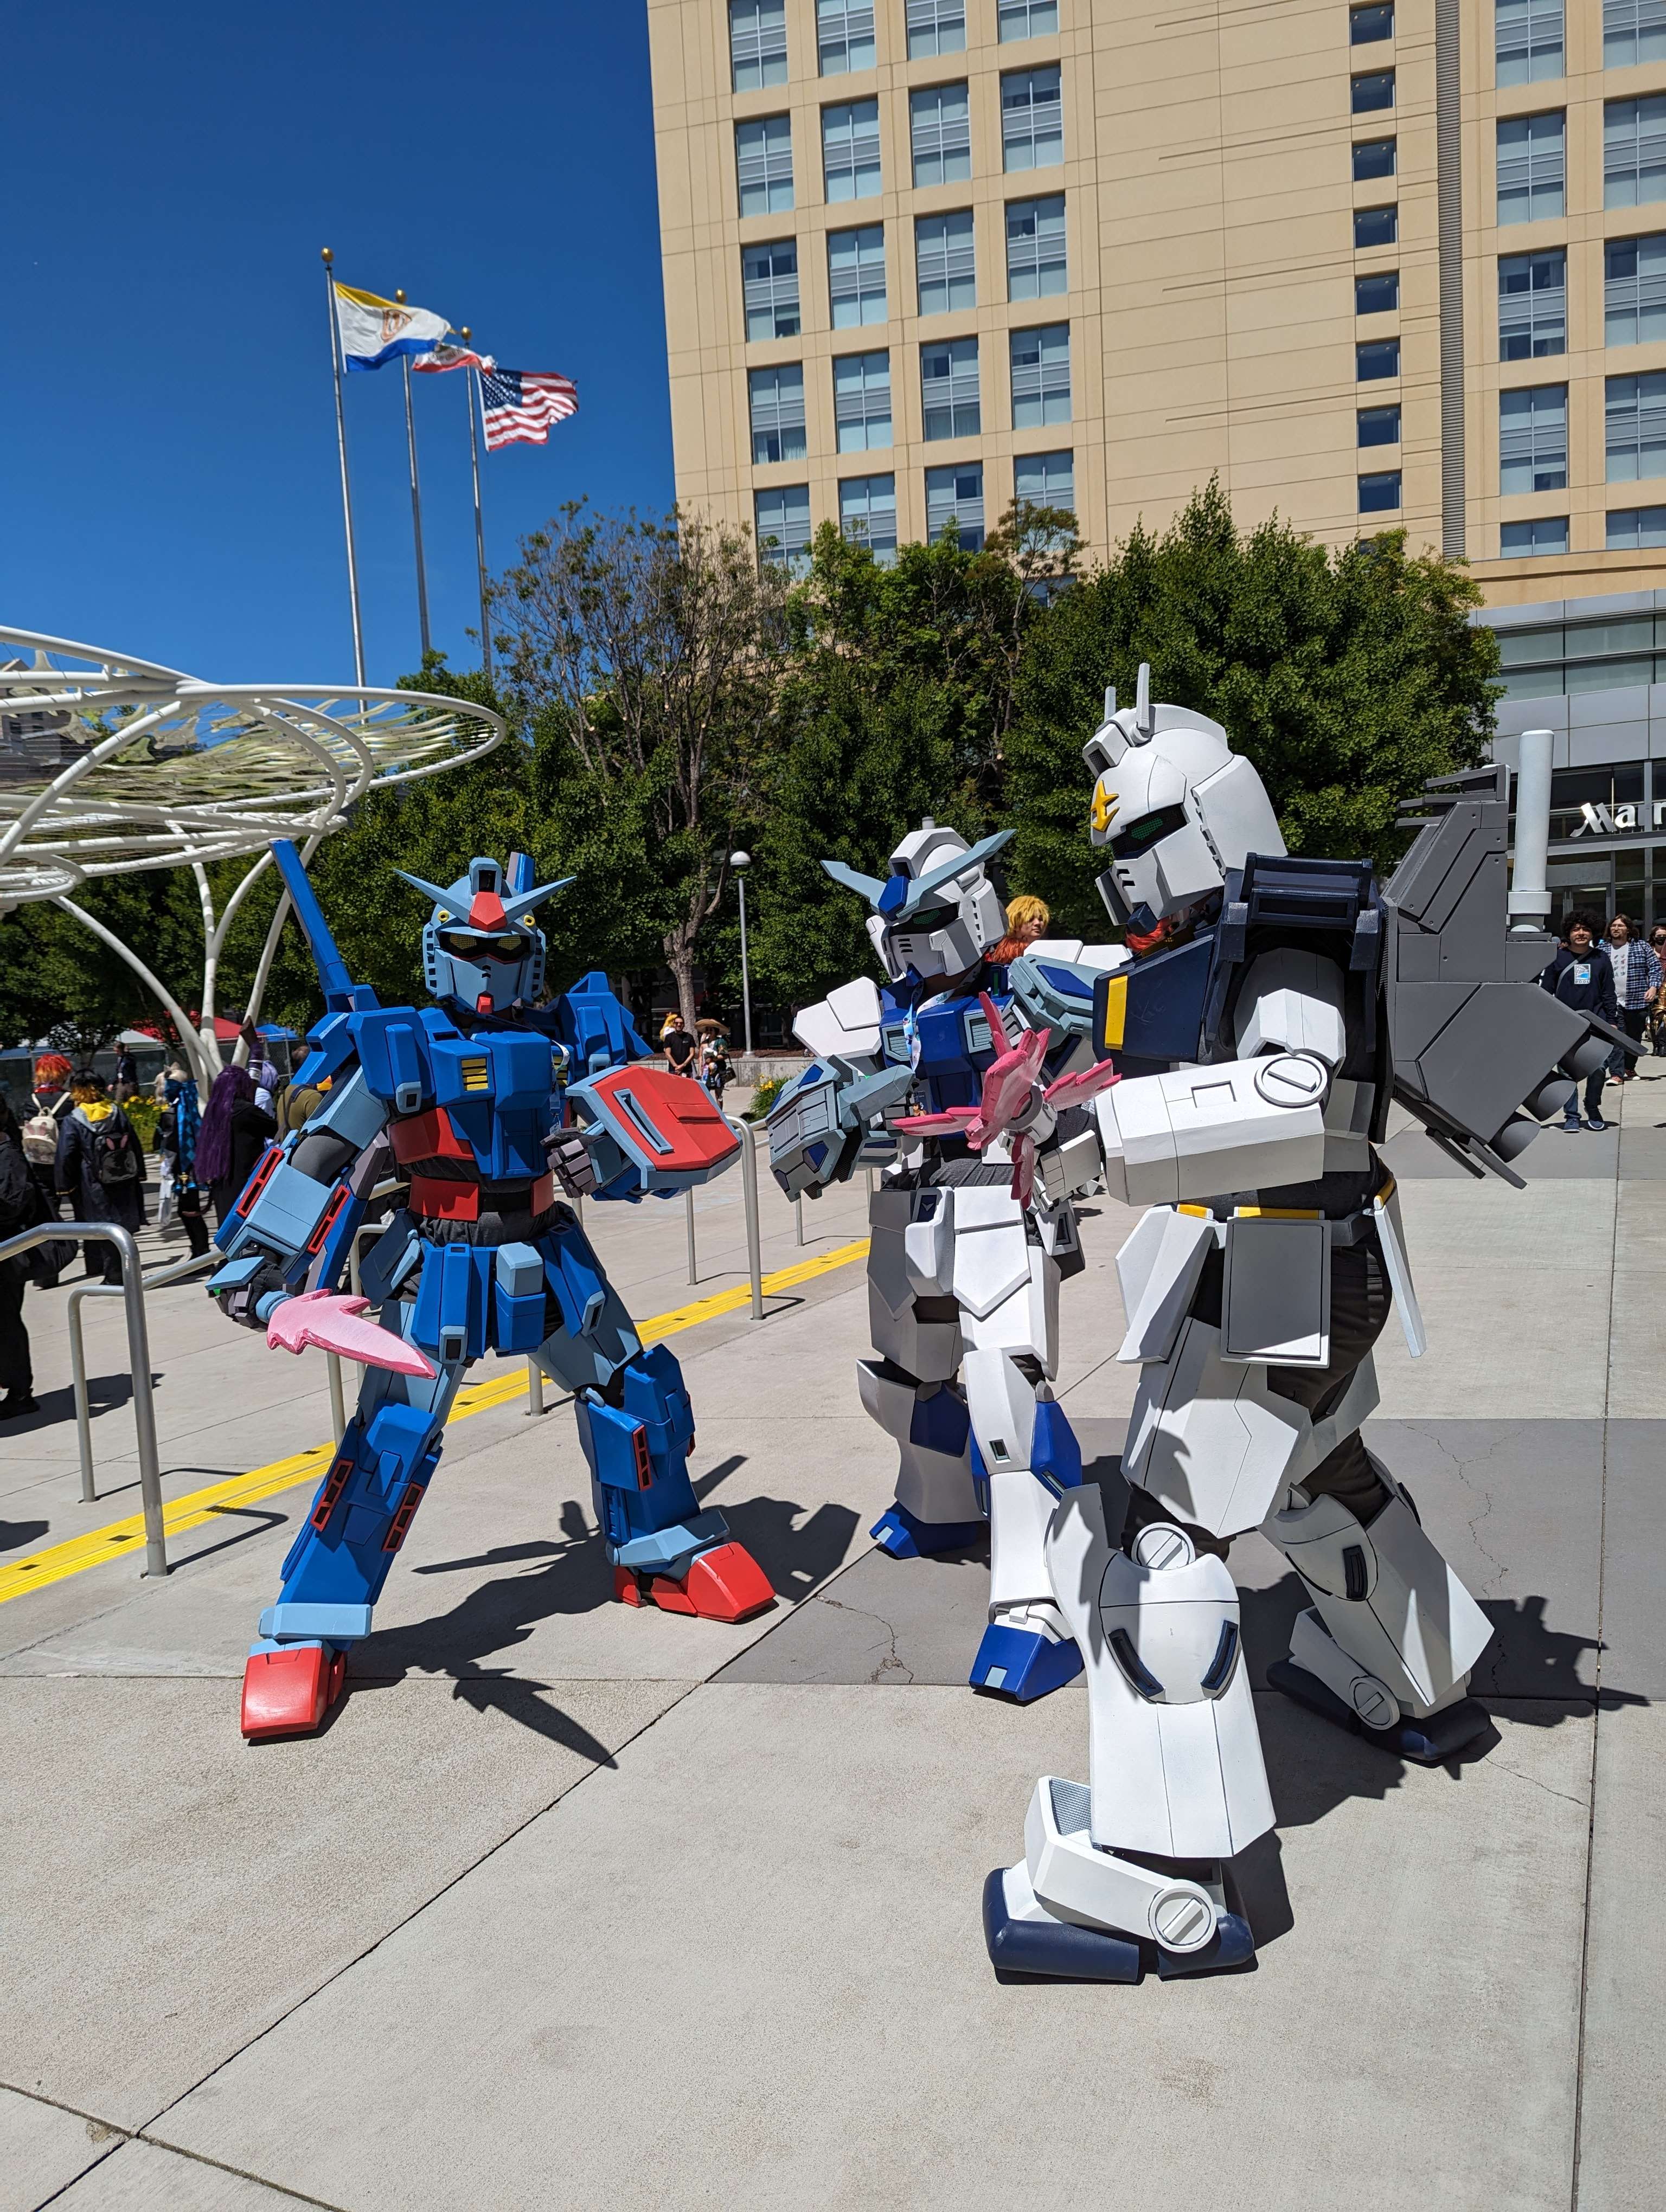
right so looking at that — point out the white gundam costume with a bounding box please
[766,822,1127,1703]
[986,675,1636,1981]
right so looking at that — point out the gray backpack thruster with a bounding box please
[1381,761,1631,1181]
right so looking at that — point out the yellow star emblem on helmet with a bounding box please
[1090,781,1118,835]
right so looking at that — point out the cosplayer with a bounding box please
[766,821,1126,1702]
[984,671,1635,1980]
[211,844,771,1742]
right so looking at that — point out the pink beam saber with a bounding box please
[267,1290,438,1378]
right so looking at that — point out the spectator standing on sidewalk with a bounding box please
[664,1017,699,1083]
[1605,912,1659,1084]
[111,1041,138,1101]
[1649,925,1666,1054]
[1541,910,1619,1131]
[196,1064,278,1230]
[0,1097,41,1419]
[20,1053,73,1221]
[54,1072,146,1282]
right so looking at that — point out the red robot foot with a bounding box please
[613,1545,774,1621]
[240,1643,347,1741]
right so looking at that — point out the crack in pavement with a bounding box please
[816,1594,917,1684]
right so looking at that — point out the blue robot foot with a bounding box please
[1267,1658,1493,1765]
[969,1622,1084,1702]
[869,1503,985,1560]
[1155,1913,1257,1978]
[982,1868,1141,1983]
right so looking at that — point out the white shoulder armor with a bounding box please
[1233,948,1347,1067]
[1027,938,1130,975]
[792,975,884,1064]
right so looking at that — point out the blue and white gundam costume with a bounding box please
[766,821,1126,1704]
[212,844,771,1742]
[986,670,1635,1981]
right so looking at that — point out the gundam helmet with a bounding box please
[1083,664,1284,938]
[394,854,574,1014]
[822,821,1013,985]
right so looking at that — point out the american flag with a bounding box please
[480,368,579,451]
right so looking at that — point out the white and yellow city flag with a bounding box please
[334,282,452,372]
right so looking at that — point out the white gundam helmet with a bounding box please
[822,820,1013,985]
[1083,664,1285,938]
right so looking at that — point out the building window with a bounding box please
[1497,111,1565,222]
[1605,234,1666,343]
[1607,97,1666,209]
[1006,194,1067,297]
[1501,516,1570,554]
[916,209,977,313]
[1607,504,1666,546]
[1501,383,1568,491]
[908,0,967,57]
[749,365,806,465]
[1010,323,1071,426]
[926,461,985,549]
[731,0,788,90]
[834,350,893,450]
[1359,403,1402,446]
[1604,0,1666,68]
[921,337,982,440]
[1355,204,1398,247]
[1357,337,1402,378]
[742,240,800,340]
[1356,271,1400,313]
[1354,137,1396,180]
[736,115,794,217]
[1351,4,1394,42]
[1002,66,1064,169]
[1014,448,1074,516]
[818,0,876,74]
[755,484,813,575]
[1359,470,1402,511]
[840,474,899,563]
[823,99,882,201]
[1499,248,1567,358]
[1496,0,1564,84]
[829,225,887,326]
[1607,369,1666,478]
[1000,0,1059,36]
[911,83,972,186]
[1351,70,1395,112]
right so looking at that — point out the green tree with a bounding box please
[1005,483,1503,937]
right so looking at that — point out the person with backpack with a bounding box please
[0,1096,43,1418]
[1540,909,1620,1133]
[55,1071,146,1282]
[156,1064,209,1258]
[22,1053,73,1221]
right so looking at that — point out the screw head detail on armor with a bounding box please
[1081,664,1285,936]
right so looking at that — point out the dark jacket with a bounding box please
[55,1104,146,1229]
[1540,943,1618,1021]
[208,1099,278,1218]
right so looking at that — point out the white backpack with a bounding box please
[21,1095,63,1167]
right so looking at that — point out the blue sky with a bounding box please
[2,2,674,686]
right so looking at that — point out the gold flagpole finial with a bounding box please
[460,326,471,342]
[321,246,334,266]
[395,289,407,305]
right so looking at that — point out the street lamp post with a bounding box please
[730,851,754,1058]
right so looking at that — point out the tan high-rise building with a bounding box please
[648,0,1666,602]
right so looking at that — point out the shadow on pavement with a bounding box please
[0,1519,50,1554]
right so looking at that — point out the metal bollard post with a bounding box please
[326,1353,347,1445]
[865,1167,875,1200]
[725,1115,765,1320]
[685,1185,698,1285]
[794,1192,805,1247]
[526,1356,546,1416]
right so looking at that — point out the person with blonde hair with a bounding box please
[988,892,1052,967]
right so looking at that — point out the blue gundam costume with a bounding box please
[212,843,772,1742]
[766,821,1126,1706]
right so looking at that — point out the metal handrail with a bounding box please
[724,1113,765,1320]
[0,1221,168,1577]
[67,1242,218,1503]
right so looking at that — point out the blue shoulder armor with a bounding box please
[350,1004,435,1113]
[553,972,651,1078]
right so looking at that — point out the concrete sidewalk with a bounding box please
[2,1079,1663,2210]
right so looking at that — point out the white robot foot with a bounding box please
[982,1779,1255,1983]
[1267,1617,1492,1765]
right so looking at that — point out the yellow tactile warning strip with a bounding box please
[0,1236,871,1609]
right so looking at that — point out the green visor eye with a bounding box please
[1109,803,1189,860]
[894,901,961,934]
[437,929,529,963]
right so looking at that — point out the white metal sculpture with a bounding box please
[0,627,502,1085]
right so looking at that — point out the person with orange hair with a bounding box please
[986,893,1052,968]
[21,1054,74,1224]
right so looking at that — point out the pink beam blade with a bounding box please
[267,1290,437,1378]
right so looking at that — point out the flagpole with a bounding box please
[460,327,494,684]
[321,248,366,686]
[394,291,433,663]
